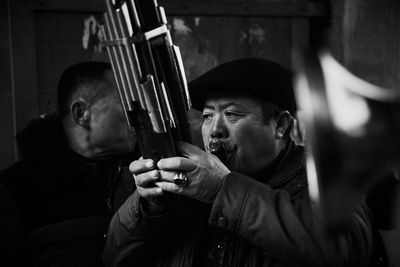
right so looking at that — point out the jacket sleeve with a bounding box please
[208,172,373,267]
[103,191,172,267]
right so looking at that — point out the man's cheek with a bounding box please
[202,137,210,152]
[235,127,256,143]
[201,127,210,148]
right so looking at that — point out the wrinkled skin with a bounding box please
[130,95,285,209]
[130,142,230,205]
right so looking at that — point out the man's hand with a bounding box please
[155,141,231,204]
[129,158,165,214]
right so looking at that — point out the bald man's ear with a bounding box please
[275,111,293,139]
[70,99,90,129]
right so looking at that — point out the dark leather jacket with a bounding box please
[103,142,373,267]
[0,114,139,267]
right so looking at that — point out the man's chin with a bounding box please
[223,153,236,170]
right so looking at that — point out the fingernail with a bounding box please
[157,161,162,168]
[145,160,153,168]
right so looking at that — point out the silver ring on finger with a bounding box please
[173,172,188,187]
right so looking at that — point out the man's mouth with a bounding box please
[209,140,235,165]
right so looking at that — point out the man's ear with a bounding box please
[275,111,293,139]
[70,99,90,129]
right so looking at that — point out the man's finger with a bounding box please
[134,170,159,187]
[154,181,183,194]
[129,159,155,174]
[157,157,196,171]
[158,170,177,183]
[138,186,164,199]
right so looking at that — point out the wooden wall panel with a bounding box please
[29,0,326,17]
[32,6,312,117]
[9,0,39,133]
[0,0,16,170]
[33,13,297,116]
[35,12,108,114]
[342,0,400,89]
[170,16,292,81]
[0,0,322,170]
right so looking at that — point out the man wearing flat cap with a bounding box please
[103,59,373,267]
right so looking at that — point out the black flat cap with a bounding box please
[188,58,296,113]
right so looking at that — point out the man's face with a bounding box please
[88,72,136,158]
[201,95,280,175]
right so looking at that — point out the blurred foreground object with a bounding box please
[293,49,400,228]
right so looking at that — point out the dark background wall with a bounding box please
[0,0,326,170]
[328,0,400,89]
[3,0,400,171]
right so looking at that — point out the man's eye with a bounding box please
[225,112,239,118]
[202,113,213,120]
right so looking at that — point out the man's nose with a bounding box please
[210,114,228,139]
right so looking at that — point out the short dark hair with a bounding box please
[258,100,282,123]
[57,61,113,119]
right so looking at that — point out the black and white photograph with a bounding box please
[0,0,399,266]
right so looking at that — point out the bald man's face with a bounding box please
[88,71,136,158]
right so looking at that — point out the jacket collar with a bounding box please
[254,140,305,188]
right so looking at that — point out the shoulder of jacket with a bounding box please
[282,146,308,199]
